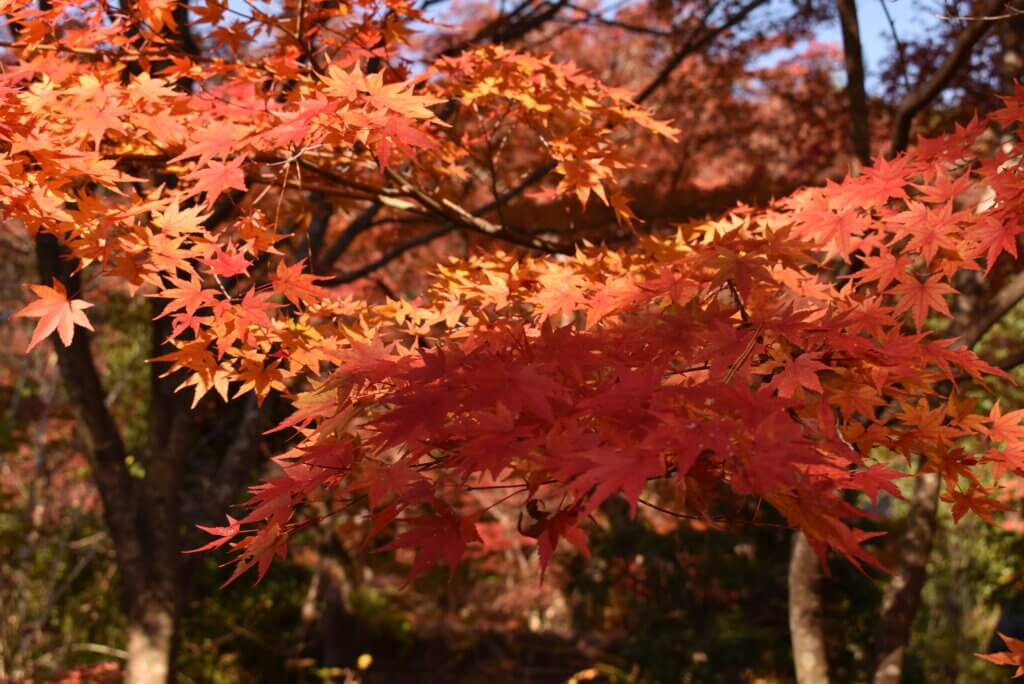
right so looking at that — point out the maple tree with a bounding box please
[4,0,1024,680]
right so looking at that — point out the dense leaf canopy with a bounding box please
[5,0,1024,677]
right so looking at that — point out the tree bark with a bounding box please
[789,531,829,684]
[27,2,274,679]
[125,602,176,684]
[36,235,186,684]
[35,236,180,684]
[135,309,192,683]
[836,0,871,167]
[871,472,940,684]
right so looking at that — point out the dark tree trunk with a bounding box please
[836,0,871,167]
[36,234,184,684]
[786,7,868,678]
[35,233,271,682]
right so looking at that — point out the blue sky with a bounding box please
[820,0,934,91]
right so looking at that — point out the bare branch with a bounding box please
[635,0,769,104]
[958,271,1024,348]
[888,0,1005,155]
[320,224,455,286]
[872,472,940,684]
[316,202,382,272]
[383,167,571,253]
[439,0,569,57]
[789,532,830,684]
[200,396,274,530]
[877,0,913,92]
[562,3,673,37]
[991,346,1024,373]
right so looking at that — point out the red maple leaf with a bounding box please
[852,154,913,204]
[375,508,481,584]
[769,354,829,398]
[169,120,241,164]
[535,509,591,578]
[201,247,251,277]
[970,214,1024,272]
[887,202,961,263]
[854,251,911,292]
[569,447,664,515]
[150,274,215,325]
[186,515,242,554]
[849,464,905,507]
[943,486,1010,524]
[890,272,955,330]
[234,287,280,329]
[806,208,863,260]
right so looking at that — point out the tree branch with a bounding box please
[871,472,941,684]
[958,271,1024,348]
[563,3,673,37]
[991,346,1024,374]
[888,0,1005,155]
[197,395,275,534]
[635,0,769,104]
[866,269,1024,681]
[315,202,382,272]
[320,224,455,286]
[143,305,192,609]
[303,191,332,267]
[439,0,569,57]
[383,167,571,253]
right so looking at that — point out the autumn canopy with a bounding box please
[5,0,1024,680]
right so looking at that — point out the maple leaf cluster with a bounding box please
[190,89,1024,585]
[4,0,1024,619]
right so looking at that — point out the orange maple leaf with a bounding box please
[187,157,248,207]
[13,280,94,352]
[978,633,1024,677]
[971,215,1024,272]
[272,259,332,308]
[986,400,1024,445]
